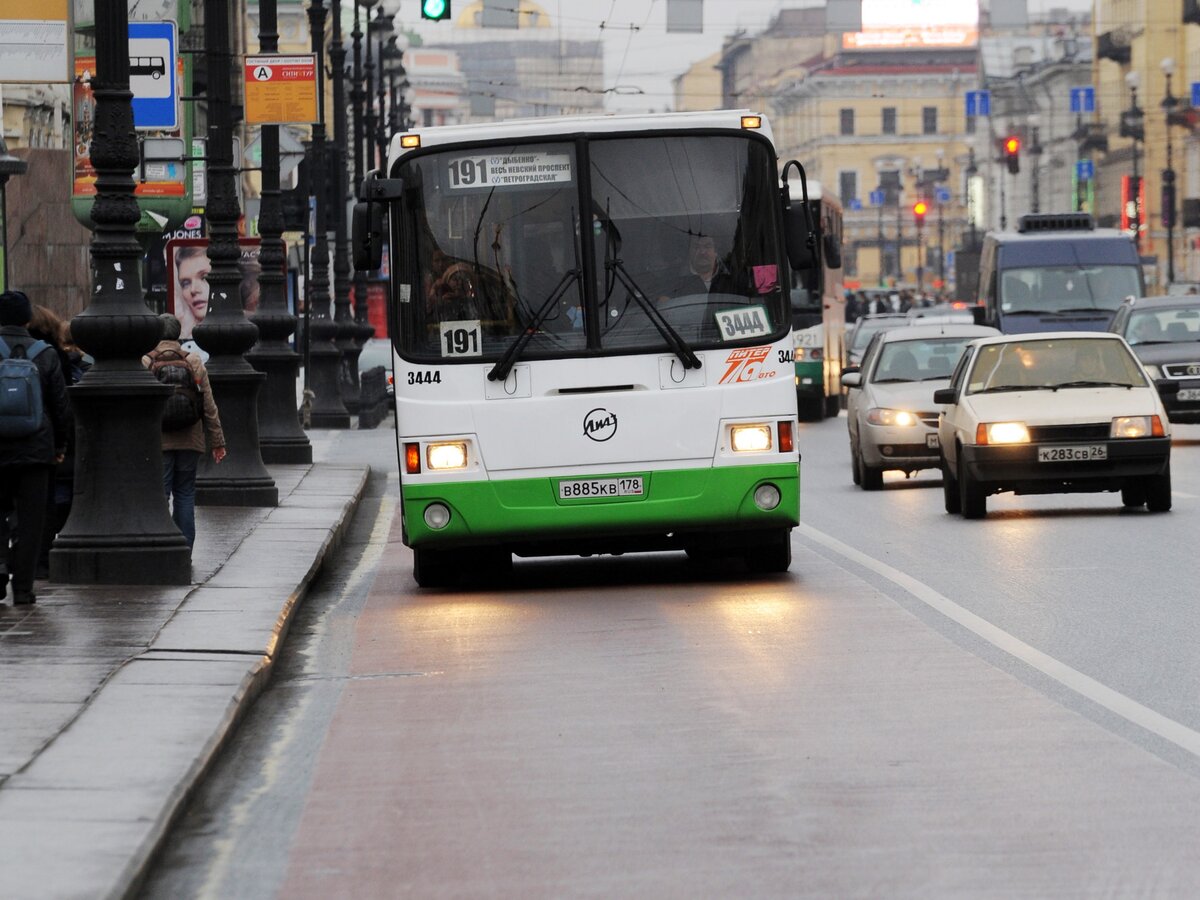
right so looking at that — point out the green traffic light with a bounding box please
[422,0,449,19]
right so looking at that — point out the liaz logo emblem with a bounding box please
[719,346,775,384]
[583,408,618,442]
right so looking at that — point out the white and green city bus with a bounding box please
[353,110,819,586]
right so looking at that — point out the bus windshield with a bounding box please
[395,134,787,363]
[999,265,1141,315]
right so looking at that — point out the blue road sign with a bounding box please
[1193,82,1200,108]
[869,189,885,207]
[935,186,951,204]
[848,198,863,211]
[965,90,990,117]
[129,22,178,131]
[1076,159,1094,181]
[1069,87,1095,114]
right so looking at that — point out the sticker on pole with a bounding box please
[244,54,319,125]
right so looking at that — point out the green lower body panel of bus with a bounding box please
[403,463,799,553]
[794,359,824,392]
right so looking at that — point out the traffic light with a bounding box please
[1003,135,1021,174]
[421,0,452,20]
[913,200,928,226]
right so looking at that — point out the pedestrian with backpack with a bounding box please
[142,313,226,551]
[0,290,69,605]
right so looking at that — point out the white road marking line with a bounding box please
[797,522,1200,759]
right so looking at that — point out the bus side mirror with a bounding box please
[823,232,843,269]
[970,305,986,326]
[784,203,816,270]
[352,201,385,271]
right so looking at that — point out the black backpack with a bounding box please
[0,337,51,438]
[150,349,203,431]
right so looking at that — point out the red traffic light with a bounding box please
[1004,136,1021,154]
[913,201,929,218]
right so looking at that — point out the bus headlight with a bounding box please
[731,424,772,452]
[423,503,451,529]
[427,441,468,470]
[866,408,918,427]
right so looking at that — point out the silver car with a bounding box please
[842,323,999,489]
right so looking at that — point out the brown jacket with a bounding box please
[142,340,225,454]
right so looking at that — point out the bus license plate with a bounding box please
[1037,444,1107,463]
[558,477,644,500]
[925,433,940,449]
[1177,388,1200,402]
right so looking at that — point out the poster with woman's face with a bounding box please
[167,239,211,340]
[167,238,263,340]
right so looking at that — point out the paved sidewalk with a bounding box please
[0,460,369,900]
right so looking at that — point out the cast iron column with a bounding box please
[246,0,313,463]
[306,0,351,427]
[50,0,191,584]
[330,0,362,412]
[194,0,279,504]
[353,0,379,349]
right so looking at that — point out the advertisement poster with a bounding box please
[165,237,267,341]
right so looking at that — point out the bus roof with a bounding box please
[387,109,774,163]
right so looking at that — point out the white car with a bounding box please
[936,332,1175,518]
[842,323,999,489]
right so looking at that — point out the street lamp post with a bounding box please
[1122,71,1144,253]
[351,1,377,365]
[1027,113,1042,215]
[50,0,191,584]
[246,0,313,464]
[1162,58,1179,286]
[306,0,351,427]
[330,0,363,412]
[371,9,395,169]
[194,0,278,505]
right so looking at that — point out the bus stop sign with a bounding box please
[129,22,178,131]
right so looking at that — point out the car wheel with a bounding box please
[859,447,883,491]
[1120,482,1147,508]
[958,454,987,519]
[850,440,862,485]
[744,528,792,574]
[1144,464,1172,513]
[941,457,961,514]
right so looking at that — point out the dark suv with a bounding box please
[1108,294,1200,422]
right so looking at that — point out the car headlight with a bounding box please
[426,441,468,470]
[866,407,919,427]
[1110,415,1164,438]
[977,422,1030,444]
[730,423,773,452]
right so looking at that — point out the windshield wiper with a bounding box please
[1047,380,1133,390]
[1054,307,1109,315]
[488,269,582,382]
[975,384,1034,393]
[871,377,915,384]
[598,214,700,370]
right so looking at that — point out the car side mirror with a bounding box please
[970,306,986,326]
[1155,378,1180,397]
[933,387,958,404]
[841,371,862,388]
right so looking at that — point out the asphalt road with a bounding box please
[140,418,1200,898]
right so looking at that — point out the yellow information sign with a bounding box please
[244,54,319,125]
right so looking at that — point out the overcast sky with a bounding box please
[403,1,1092,114]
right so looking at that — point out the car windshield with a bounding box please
[851,318,901,351]
[999,265,1141,314]
[1126,307,1200,345]
[871,337,976,383]
[966,337,1147,393]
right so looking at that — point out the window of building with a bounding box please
[839,170,858,207]
[923,106,938,135]
[880,170,901,206]
[840,108,855,136]
[882,107,896,135]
